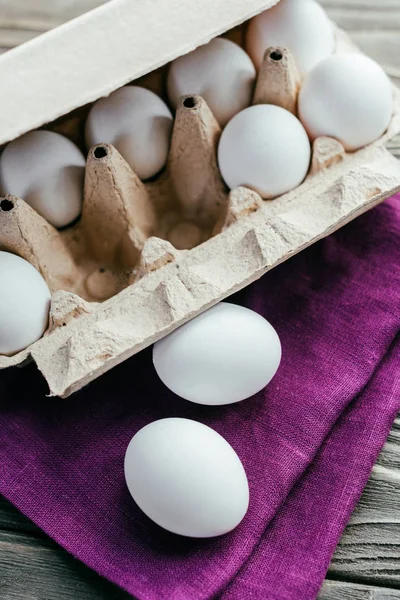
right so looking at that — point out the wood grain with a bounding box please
[328,418,400,589]
[320,581,400,599]
[0,0,399,599]
[0,0,109,53]
[0,498,131,600]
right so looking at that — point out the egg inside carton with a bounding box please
[1,22,400,397]
[0,40,333,304]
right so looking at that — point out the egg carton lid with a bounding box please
[0,0,279,146]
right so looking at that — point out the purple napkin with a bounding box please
[0,194,399,600]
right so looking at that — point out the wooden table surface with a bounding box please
[0,1,399,599]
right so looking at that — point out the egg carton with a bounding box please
[0,3,400,397]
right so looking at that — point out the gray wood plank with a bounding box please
[0,496,43,536]
[0,0,109,31]
[327,418,400,587]
[0,0,109,54]
[320,581,400,600]
[0,500,130,600]
[327,444,400,587]
[0,533,131,600]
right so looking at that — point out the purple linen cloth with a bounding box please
[0,194,399,600]
[221,334,399,599]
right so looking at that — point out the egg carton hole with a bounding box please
[93,145,109,159]
[269,50,283,62]
[183,96,198,109]
[0,198,14,212]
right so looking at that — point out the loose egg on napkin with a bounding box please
[218,105,311,199]
[0,131,85,229]
[298,53,394,151]
[167,37,256,126]
[0,252,51,356]
[124,418,249,537]
[246,0,334,75]
[85,86,173,180]
[153,302,282,405]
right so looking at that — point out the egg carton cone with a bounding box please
[0,1,400,397]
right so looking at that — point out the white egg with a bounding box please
[153,302,281,405]
[218,105,311,199]
[167,37,256,127]
[85,86,173,180]
[0,252,51,355]
[246,0,334,75]
[298,53,394,151]
[125,418,249,537]
[0,131,86,229]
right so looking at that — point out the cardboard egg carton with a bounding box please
[0,0,400,397]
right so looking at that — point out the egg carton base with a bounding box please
[0,143,397,397]
[1,27,400,396]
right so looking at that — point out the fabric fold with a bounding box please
[0,195,399,600]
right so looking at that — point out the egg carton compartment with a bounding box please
[0,21,400,397]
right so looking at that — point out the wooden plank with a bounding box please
[0,499,130,600]
[320,581,400,600]
[0,0,109,54]
[0,0,109,30]
[327,418,400,588]
[0,496,42,536]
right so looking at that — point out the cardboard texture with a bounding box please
[0,2,399,397]
[253,46,301,113]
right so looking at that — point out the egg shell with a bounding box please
[124,418,249,538]
[298,53,394,151]
[246,0,334,75]
[167,37,256,127]
[153,302,282,405]
[0,252,51,356]
[85,86,173,180]
[218,105,311,199]
[0,131,86,229]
